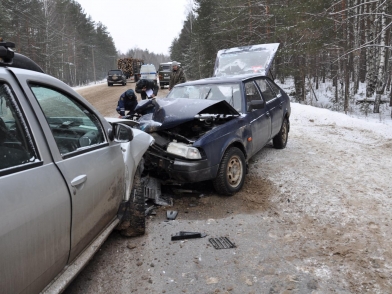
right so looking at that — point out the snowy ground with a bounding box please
[276,78,392,127]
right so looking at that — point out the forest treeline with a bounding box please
[170,0,391,113]
[0,0,168,86]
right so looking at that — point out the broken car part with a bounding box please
[171,231,207,241]
[209,237,236,249]
[166,210,178,220]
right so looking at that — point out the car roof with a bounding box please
[174,73,266,87]
[0,41,44,73]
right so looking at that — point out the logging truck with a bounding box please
[117,58,144,82]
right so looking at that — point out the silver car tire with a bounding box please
[118,165,145,237]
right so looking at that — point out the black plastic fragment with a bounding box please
[209,237,236,249]
[171,231,207,241]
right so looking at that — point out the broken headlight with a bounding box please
[167,142,201,159]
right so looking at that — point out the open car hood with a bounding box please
[137,98,240,133]
[213,43,280,77]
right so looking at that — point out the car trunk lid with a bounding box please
[213,43,280,77]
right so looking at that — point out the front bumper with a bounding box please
[108,78,125,84]
[145,150,218,183]
[160,79,170,86]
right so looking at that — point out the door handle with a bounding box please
[279,102,283,109]
[266,112,270,117]
[71,174,87,186]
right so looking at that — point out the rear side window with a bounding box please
[267,80,282,97]
[0,83,38,170]
[30,85,106,156]
[255,79,275,102]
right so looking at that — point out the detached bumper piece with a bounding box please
[209,237,236,249]
[171,231,207,241]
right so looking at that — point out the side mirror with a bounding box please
[108,127,114,141]
[249,100,264,110]
[113,123,134,143]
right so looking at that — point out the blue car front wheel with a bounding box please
[213,147,246,196]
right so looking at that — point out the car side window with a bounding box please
[255,79,275,102]
[0,83,38,170]
[244,81,263,111]
[267,80,282,97]
[30,84,106,156]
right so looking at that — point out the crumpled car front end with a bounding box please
[135,98,241,184]
[105,117,155,200]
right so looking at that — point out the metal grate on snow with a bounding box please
[209,237,236,249]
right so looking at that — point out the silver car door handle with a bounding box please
[71,174,87,186]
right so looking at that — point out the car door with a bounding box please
[27,83,125,262]
[255,78,283,137]
[0,78,71,294]
[244,80,271,156]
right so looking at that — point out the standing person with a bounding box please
[116,89,138,118]
[135,79,159,100]
[169,61,186,91]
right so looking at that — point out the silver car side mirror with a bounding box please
[114,123,134,143]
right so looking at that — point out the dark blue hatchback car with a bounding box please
[134,44,291,195]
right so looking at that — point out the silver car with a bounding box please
[0,42,154,293]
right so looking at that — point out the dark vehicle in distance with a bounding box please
[107,69,127,86]
[131,43,290,196]
[158,62,181,89]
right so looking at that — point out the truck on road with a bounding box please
[117,58,144,82]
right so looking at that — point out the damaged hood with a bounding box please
[138,98,240,133]
[213,43,280,77]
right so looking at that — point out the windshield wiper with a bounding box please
[229,87,234,106]
[204,88,212,99]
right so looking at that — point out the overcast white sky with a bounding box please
[76,0,190,55]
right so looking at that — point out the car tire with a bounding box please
[272,117,289,149]
[118,165,145,237]
[213,147,246,196]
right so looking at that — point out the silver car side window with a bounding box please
[30,85,106,156]
[0,83,37,170]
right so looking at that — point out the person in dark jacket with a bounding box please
[169,61,186,91]
[116,89,138,117]
[135,79,159,100]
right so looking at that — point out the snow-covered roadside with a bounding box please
[246,102,392,292]
[276,79,392,128]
